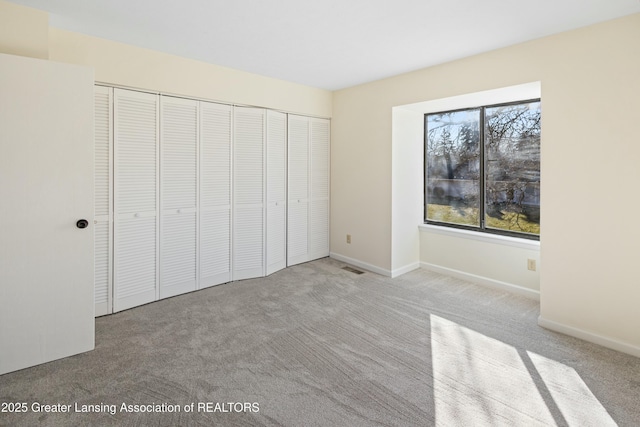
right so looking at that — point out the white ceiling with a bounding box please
[9,0,640,90]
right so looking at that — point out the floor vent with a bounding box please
[342,266,365,275]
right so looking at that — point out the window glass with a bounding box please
[425,109,481,227]
[425,100,540,239]
[485,101,540,235]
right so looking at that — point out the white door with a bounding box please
[287,115,310,266]
[113,88,160,312]
[233,107,265,280]
[94,85,113,316]
[0,53,94,375]
[199,101,232,288]
[160,96,198,299]
[266,110,287,275]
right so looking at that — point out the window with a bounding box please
[424,99,540,239]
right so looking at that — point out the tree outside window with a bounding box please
[425,100,540,238]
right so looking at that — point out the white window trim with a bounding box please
[419,223,540,251]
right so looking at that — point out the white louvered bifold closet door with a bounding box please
[287,116,310,266]
[309,118,330,260]
[160,96,198,299]
[94,85,113,316]
[113,89,159,312]
[266,110,287,276]
[233,107,266,280]
[200,102,232,288]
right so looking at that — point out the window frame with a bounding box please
[423,98,541,241]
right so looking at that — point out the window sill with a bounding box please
[418,224,540,251]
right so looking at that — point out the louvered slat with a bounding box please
[310,118,330,259]
[288,117,309,200]
[115,93,158,215]
[161,97,197,210]
[266,110,287,275]
[94,86,112,316]
[267,111,287,203]
[200,103,231,208]
[93,219,110,304]
[160,96,198,298]
[288,201,308,260]
[267,203,286,269]
[287,115,330,266]
[233,107,265,280]
[287,115,310,266]
[311,119,330,199]
[310,199,329,255]
[160,212,197,297]
[115,216,156,299]
[234,108,264,205]
[113,88,158,312]
[200,102,232,287]
[200,209,231,280]
[94,89,111,217]
[234,207,264,270]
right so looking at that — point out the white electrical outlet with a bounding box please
[527,259,536,271]
[346,234,351,244]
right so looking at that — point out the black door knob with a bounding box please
[76,219,89,229]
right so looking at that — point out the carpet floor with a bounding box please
[1,257,639,426]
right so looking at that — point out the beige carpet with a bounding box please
[1,257,638,426]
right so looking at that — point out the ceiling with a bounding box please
[9,0,640,90]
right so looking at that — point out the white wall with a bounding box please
[420,226,540,298]
[390,107,423,276]
[332,14,640,356]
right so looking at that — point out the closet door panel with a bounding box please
[287,201,308,264]
[94,220,111,315]
[94,85,112,316]
[200,102,232,287]
[113,89,159,312]
[266,203,286,274]
[310,199,329,256]
[233,107,265,280]
[266,110,287,275]
[287,117,309,201]
[160,96,198,298]
[160,211,197,298]
[200,209,231,283]
[287,116,310,266]
[309,118,330,259]
[234,206,264,279]
[115,215,157,308]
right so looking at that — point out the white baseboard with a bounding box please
[538,316,640,358]
[329,253,392,277]
[391,262,421,278]
[420,262,540,300]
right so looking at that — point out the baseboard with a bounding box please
[329,253,392,277]
[391,262,421,278]
[538,316,640,358]
[420,262,540,300]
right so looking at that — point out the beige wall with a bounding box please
[0,0,48,59]
[332,14,640,354]
[48,29,332,118]
[420,227,540,298]
[0,0,331,118]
